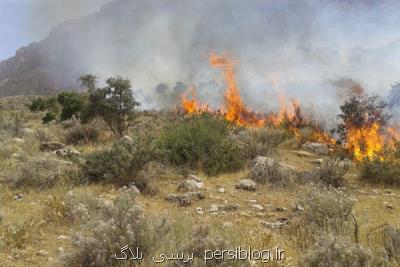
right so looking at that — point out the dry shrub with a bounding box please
[7,156,79,190]
[249,156,295,188]
[300,159,348,187]
[232,127,291,160]
[368,224,400,264]
[65,125,100,145]
[300,235,376,267]
[0,218,37,249]
[0,111,27,138]
[61,190,169,266]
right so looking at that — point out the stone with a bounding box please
[302,142,329,155]
[295,150,314,157]
[57,235,70,241]
[222,222,233,229]
[235,179,256,191]
[210,204,219,213]
[195,207,203,214]
[251,204,264,211]
[217,187,225,193]
[184,191,205,200]
[178,179,204,192]
[122,135,133,142]
[311,159,324,165]
[178,196,191,207]
[188,174,201,183]
[260,220,285,229]
[239,211,251,217]
[14,194,23,201]
[164,193,180,203]
[275,207,288,212]
[294,204,304,212]
[40,142,65,152]
[55,148,81,158]
[219,203,240,212]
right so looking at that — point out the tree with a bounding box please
[82,76,140,137]
[337,94,391,141]
[79,74,97,92]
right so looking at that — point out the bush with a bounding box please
[368,224,400,263]
[300,235,373,267]
[360,157,400,185]
[0,111,26,137]
[82,136,156,187]
[232,127,290,160]
[57,91,86,121]
[301,188,355,232]
[300,160,348,187]
[249,156,295,187]
[8,157,78,190]
[61,191,169,266]
[66,125,100,145]
[42,112,57,124]
[159,114,245,176]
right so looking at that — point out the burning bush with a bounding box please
[82,136,156,188]
[337,94,391,161]
[158,114,244,176]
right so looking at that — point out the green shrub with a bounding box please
[42,112,57,124]
[360,158,400,185]
[82,136,156,187]
[159,114,244,176]
[300,235,374,267]
[57,91,86,121]
[66,125,100,145]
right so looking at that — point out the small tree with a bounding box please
[337,94,391,141]
[79,74,97,92]
[81,76,140,137]
[57,92,86,121]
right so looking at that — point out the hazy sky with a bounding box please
[0,0,108,60]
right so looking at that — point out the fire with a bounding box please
[181,87,209,114]
[345,122,384,161]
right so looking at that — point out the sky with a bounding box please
[0,0,107,60]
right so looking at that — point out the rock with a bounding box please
[195,207,203,214]
[184,191,205,200]
[56,235,70,241]
[249,156,296,186]
[260,220,285,229]
[178,196,191,207]
[13,138,24,143]
[251,204,264,211]
[55,148,81,158]
[210,204,219,213]
[122,135,133,142]
[217,187,225,193]
[165,192,204,204]
[294,204,304,212]
[36,250,49,257]
[295,150,314,158]
[235,179,256,191]
[188,174,201,183]
[239,211,251,217]
[222,222,233,229]
[383,202,395,210]
[120,183,140,195]
[165,193,180,203]
[40,142,65,152]
[371,189,380,195]
[178,179,204,192]
[302,142,329,155]
[14,194,23,201]
[311,159,324,165]
[247,199,258,203]
[275,207,288,212]
[219,203,240,212]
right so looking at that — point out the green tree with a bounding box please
[81,76,140,137]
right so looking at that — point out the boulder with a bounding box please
[177,179,204,192]
[235,179,256,191]
[40,142,65,152]
[302,142,329,155]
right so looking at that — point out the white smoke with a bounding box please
[26,0,400,124]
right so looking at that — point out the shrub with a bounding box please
[8,157,78,190]
[159,114,245,176]
[42,112,57,124]
[66,125,100,145]
[300,160,348,187]
[82,136,156,187]
[368,224,400,263]
[301,188,355,232]
[61,191,169,266]
[249,156,295,187]
[360,157,400,185]
[232,127,290,160]
[0,111,26,137]
[300,235,373,267]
